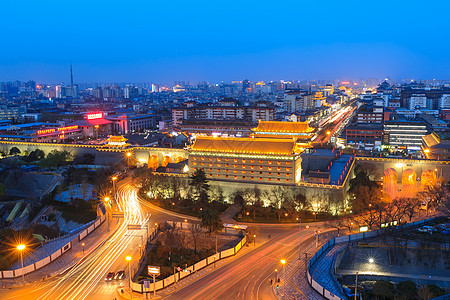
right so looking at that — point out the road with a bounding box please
[0,180,150,300]
[161,225,325,300]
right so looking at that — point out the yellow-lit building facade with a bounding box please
[251,120,314,150]
[188,137,302,185]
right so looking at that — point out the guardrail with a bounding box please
[0,214,106,279]
[130,234,247,293]
[306,217,438,300]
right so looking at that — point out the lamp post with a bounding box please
[280,259,286,297]
[17,244,25,285]
[126,256,132,294]
[111,176,117,201]
[253,234,256,247]
[81,243,85,255]
[104,197,110,231]
[354,272,358,300]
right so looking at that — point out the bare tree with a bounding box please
[188,223,202,253]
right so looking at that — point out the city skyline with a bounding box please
[1,1,450,82]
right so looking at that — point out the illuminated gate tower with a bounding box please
[188,137,303,185]
[251,121,315,150]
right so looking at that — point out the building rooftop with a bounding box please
[69,118,112,127]
[190,137,298,155]
[252,121,313,133]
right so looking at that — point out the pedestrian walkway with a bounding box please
[309,243,346,299]
[1,217,119,288]
[281,231,338,300]
[220,204,242,224]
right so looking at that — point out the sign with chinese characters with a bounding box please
[87,113,103,120]
[37,129,56,135]
[57,125,78,131]
[148,266,160,276]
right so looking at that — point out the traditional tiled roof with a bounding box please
[190,137,297,155]
[252,121,313,133]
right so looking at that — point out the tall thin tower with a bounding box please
[70,64,74,87]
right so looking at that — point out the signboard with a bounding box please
[148,266,160,276]
[143,280,151,289]
[127,224,142,230]
[37,129,56,135]
[57,125,78,131]
[87,112,103,120]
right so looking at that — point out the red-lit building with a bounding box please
[68,112,113,138]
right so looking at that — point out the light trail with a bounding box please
[36,182,148,300]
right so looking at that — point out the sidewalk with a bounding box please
[220,204,242,224]
[1,217,120,288]
[280,231,338,300]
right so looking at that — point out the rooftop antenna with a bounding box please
[70,64,74,87]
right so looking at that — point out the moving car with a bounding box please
[105,272,115,281]
[114,270,125,280]
[418,227,432,234]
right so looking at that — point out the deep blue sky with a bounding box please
[1,0,450,83]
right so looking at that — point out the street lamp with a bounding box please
[172,202,175,210]
[369,258,374,263]
[111,176,117,200]
[280,259,286,297]
[126,256,132,293]
[253,235,256,247]
[104,197,110,231]
[17,244,26,285]
[81,243,85,255]
[126,152,132,157]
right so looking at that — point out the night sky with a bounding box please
[1,0,450,83]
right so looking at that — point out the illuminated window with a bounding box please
[286,168,290,171]
[268,178,271,181]
[193,162,197,166]
[242,165,246,168]
[225,169,229,173]
[225,158,229,162]
[286,162,290,165]
[268,161,272,164]
[209,174,212,177]
[277,161,281,165]
[277,179,280,182]
[201,157,205,160]
[209,163,212,166]
[259,177,263,180]
[193,157,197,161]
[233,176,237,179]
[250,160,254,163]
[217,174,220,177]
[201,163,204,166]
[242,170,245,174]
[259,160,263,163]
[268,167,272,171]
[242,176,246,179]
[225,175,229,178]
[234,159,238,162]
[277,167,280,171]
[250,165,254,169]
[225,164,229,167]
[242,159,246,163]
[286,179,290,182]
[250,171,254,174]
[217,169,220,172]
[260,172,263,175]
[209,158,212,161]
[217,158,221,162]
[259,166,263,169]
[233,170,237,173]
[286,173,290,176]
[277,173,280,176]
[251,177,254,180]
[268,172,272,175]
[233,164,237,168]
[209,168,212,171]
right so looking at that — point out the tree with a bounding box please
[188,223,202,252]
[40,150,73,169]
[372,280,395,300]
[9,147,21,156]
[189,168,209,201]
[396,280,417,300]
[199,209,223,233]
[242,187,263,221]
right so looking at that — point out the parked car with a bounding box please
[105,272,115,281]
[418,227,432,234]
[422,225,437,232]
[114,270,125,280]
